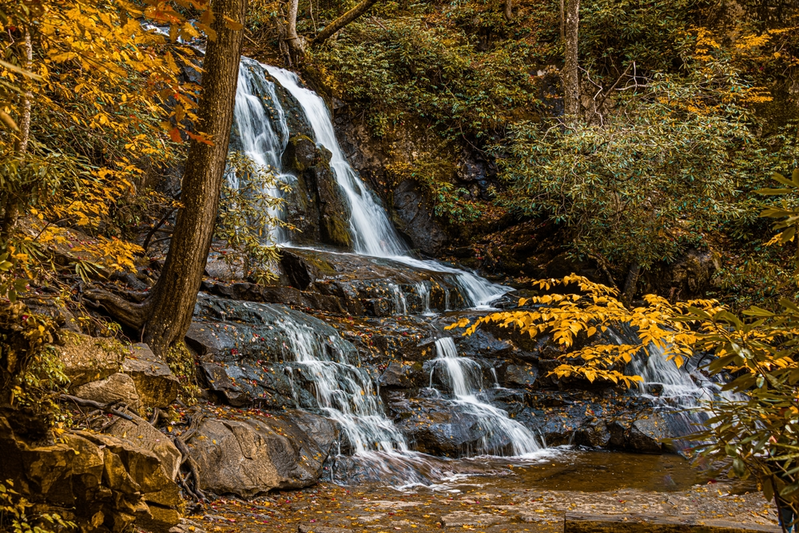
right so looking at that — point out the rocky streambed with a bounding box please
[177,451,780,533]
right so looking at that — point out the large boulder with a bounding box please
[185,409,336,497]
[57,333,125,388]
[104,414,182,481]
[122,343,181,408]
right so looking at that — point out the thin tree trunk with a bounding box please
[141,0,247,356]
[504,0,513,20]
[311,0,380,45]
[621,263,641,308]
[285,0,303,64]
[1,26,33,240]
[562,0,580,120]
[559,0,565,42]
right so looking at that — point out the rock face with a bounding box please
[392,180,448,255]
[282,134,352,248]
[0,415,182,533]
[186,409,337,497]
[121,343,181,408]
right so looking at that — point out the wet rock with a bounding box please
[276,247,469,314]
[573,421,612,448]
[392,179,447,255]
[627,415,668,453]
[57,333,125,388]
[73,372,141,410]
[104,414,182,481]
[378,361,424,389]
[187,296,357,408]
[201,280,346,314]
[503,364,538,388]
[186,410,334,497]
[284,409,339,457]
[122,344,180,408]
[394,397,511,457]
[563,512,781,532]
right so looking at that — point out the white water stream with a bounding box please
[430,338,544,456]
[228,59,540,483]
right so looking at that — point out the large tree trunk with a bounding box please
[562,0,580,120]
[141,0,247,356]
[311,0,380,45]
[1,26,33,240]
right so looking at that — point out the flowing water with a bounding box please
[235,61,509,308]
[430,338,544,456]
[612,325,742,452]
[228,58,539,485]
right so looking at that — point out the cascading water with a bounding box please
[227,58,538,485]
[611,325,741,452]
[430,338,543,456]
[282,320,408,454]
[230,59,293,243]
[253,62,509,308]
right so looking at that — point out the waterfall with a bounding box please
[239,61,510,309]
[416,281,432,315]
[430,338,543,456]
[231,59,294,243]
[281,318,409,454]
[611,325,742,451]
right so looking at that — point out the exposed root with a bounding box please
[82,288,151,329]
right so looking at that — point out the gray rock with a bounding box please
[504,364,538,388]
[122,344,180,408]
[73,373,141,410]
[186,410,333,497]
[104,414,182,481]
[392,180,447,255]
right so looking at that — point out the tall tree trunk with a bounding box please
[1,26,33,240]
[504,0,513,20]
[141,0,247,356]
[562,0,580,120]
[311,0,380,45]
[285,0,304,65]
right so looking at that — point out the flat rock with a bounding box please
[563,513,781,532]
[297,526,353,533]
[58,333,124,388]
[122,343,180,408]
[72,372,140,410]
[439,511,508,527]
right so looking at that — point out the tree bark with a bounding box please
[621,263,641,308]
[562,0,580,120]
[141,0,247,356]
[285,0,304,65]
[311,0,380,45]
[1,26,33,240]
[504,0,513,20]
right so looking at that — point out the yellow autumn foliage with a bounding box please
[447,274,723,387]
